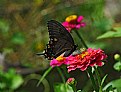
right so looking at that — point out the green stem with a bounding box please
[71,84,77,92]
[56,67,67,92]
[94,67,102,92]
[26,74,50,92]
[74,30,88,49]
[87,68,98,92]
[37,66,52,86]
[56,67,66,83]
[119,60,121,63]
[74,30,101,91]
[62,66,70,78]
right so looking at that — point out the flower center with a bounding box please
[65,15,77,23]
[81,52,89,58]
[56,56,65,62]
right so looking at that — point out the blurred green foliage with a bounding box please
[54,83,74,92]
[0,68,23,92]
[0,0,121,92]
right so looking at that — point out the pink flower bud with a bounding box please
[66,78,75,84]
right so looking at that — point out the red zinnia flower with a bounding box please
[67,48,107,72]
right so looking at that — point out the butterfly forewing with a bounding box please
[47,20,74,44]
[44,20,77,59]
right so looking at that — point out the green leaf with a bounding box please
[113,27,121,31]
[103,78,121,92]
[11,75,23,89]
[105,85,114,92]
[0,19,9,33]
[101,74,108,86]
[0,69,23,90]
[5,69,16,79]
[11,32,25,45]
[54,83,74,92]
[97,27,121,39]
[0,83,6,89]
[113,61,121,71]
[4,69,23,89]
[77,90,82,92]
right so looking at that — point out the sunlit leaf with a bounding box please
[8,69,23,90]
[113,27,121,31]
[10,75,24,90]
[97,27,121,39]
[103,79,121,92]
[0,69,23,91]
[77,90,82,92]
[54,83,74,92]
[113,62,121,71]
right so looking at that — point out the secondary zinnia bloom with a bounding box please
[62,15,86,32]
[66,78,75,85]
[50,55,68,67]
[67,48,107,72]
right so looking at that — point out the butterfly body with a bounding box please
[41,20,77,60]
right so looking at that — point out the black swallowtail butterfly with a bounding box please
[37,20,77,60]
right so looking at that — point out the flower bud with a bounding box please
[114,54,120,61]
[66,78,75,85]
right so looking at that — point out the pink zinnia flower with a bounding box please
[62,15,86,32]
[67,48,107,72]
[50,55,68,67]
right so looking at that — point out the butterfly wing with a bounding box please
[44,20,76,60]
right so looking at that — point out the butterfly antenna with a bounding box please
[36,52,45,56]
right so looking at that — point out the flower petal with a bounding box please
[77,16,84,22]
